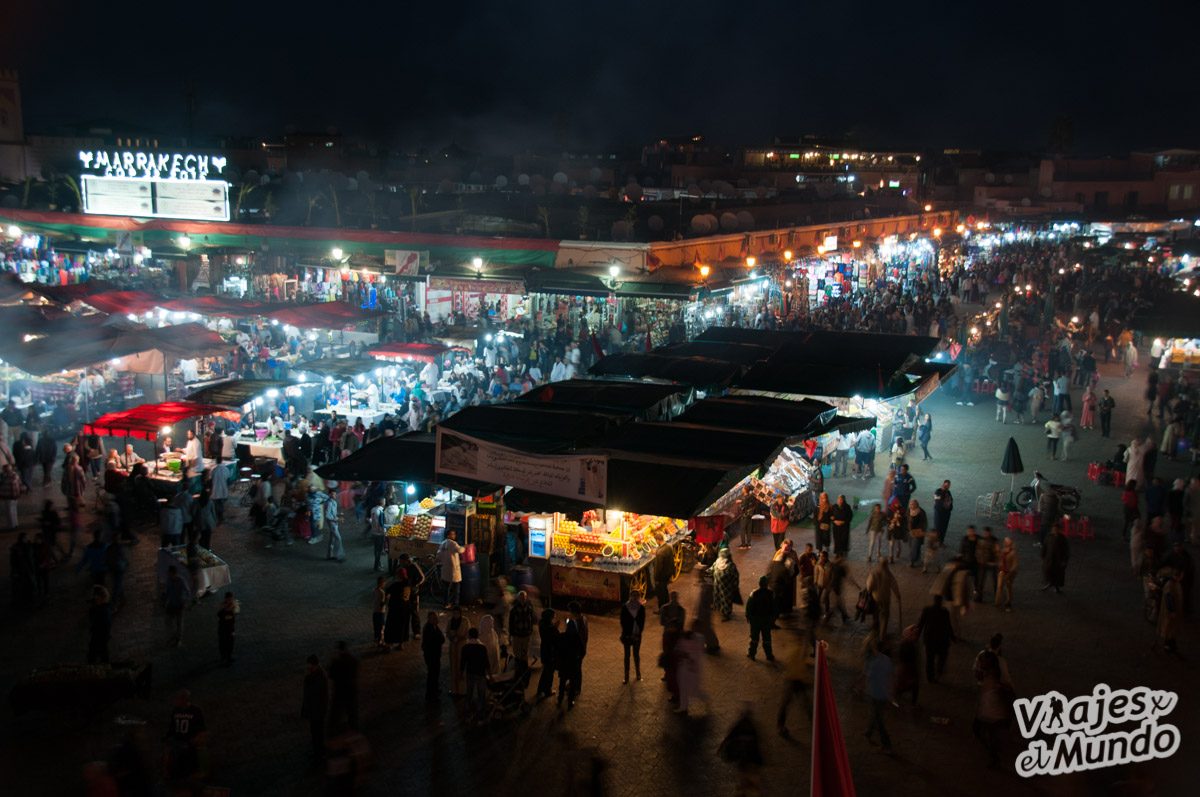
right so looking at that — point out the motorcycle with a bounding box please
[1016,471,1081,513]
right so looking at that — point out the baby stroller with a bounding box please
[487,668,533,720]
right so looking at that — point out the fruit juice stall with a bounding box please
[504,455,757,604]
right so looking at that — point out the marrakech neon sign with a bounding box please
[78,150,228,182]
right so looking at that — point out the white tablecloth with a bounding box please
[156,546,232,598]
[237,437,285,463]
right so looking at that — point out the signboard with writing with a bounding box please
[384,249,427,277]
[79,150,230,222]
[435,428,607,505]
[550,564,621,601]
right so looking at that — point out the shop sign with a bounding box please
[385,249,427,276]
[550,564,620,601]
[436,428,607,504]
[78,149,226,181]
[428,277,525,294]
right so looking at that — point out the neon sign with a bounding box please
[78,150,227,182]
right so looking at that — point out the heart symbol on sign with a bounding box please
[211,157,227,173]
[78,151,93,168]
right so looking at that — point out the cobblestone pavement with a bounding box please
[1,335,1198,796]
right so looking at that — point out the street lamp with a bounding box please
[331,247,344,261]
[699,264,711,281]
[6,225,20,238]
[745,256,756,269]
[603,264,622,291]
[178,235,192,250]
[923,204,933,212]
[471,256,484,279]
[783,249,793,262]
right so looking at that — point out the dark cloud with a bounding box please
[4,0,1198,152]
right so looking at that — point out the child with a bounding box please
[922,534,941,574]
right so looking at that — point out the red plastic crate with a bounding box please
[1087,462,1101,481]
[1113,471,1125,487]
[1019,512,1040,535]
[1006,511,1021,531]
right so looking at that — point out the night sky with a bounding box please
[4,0,1198,153]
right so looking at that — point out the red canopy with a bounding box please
[264,302,375,329]
[366,341,450,363]
[82,290,165,316]
[160,295,266,319]
[83,401,241,441]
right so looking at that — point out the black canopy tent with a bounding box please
[314,433,499,496]
[588,353,745,387]
[678,395,839,437]
[1130,293,1200,339]
[504,455,757,520]
[185,379,297,408]
[515,378,690,420]
[293,357,389,382]
[437,404,632,453]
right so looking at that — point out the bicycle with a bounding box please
[417,558,448,605]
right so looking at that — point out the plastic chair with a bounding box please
[974,491,1004,519]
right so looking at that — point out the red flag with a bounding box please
[590,333,605,360]
[812,640,857,797]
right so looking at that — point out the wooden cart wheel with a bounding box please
[671,542,684,581]
[629,569,648,596]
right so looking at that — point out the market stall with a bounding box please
[156,545,232,598]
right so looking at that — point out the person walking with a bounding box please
[535,608,559,700]
[769,495,789,550]
[865,504,885,563]
[1044,414,1064,460]
[917,412,934,459]
[508,590,535,673]
[854,429,877,479]
[712,548,741,620]
[371,576,387,648]
[776,632,813,738]
[447,607,470,696]
[916,595,955,683]
[620,590,646,683]
[907,499,928,568]
[813,492,833,553]
[1122,480,1140,542]
[163,564,188,648]
[1041,524,1070,594]
[973,641,1013,769]
[932,480,954,543]
[1080,385,1097,430]
[673,624,707,715]
[327,641,359,732]
[422,612,446,701]
[659,591,686,699]
[556,619,584,710]
[368,497,387,572]
[1157,569,1184,654]
[745,576,777,662]
[301,655,329,760]
[977,527,999,601]
[87,585,112,664]
[719,707,765,796]
[383,570,413,650]
[693,565,720,653]
[995,537,1019,611]
[437,530,465,608]
[867,559,903,636]
[864,640,895,754]
[216,591,239,665]
[35,432,57,488]
[324,489,344,563]
[831,494,853,557]
[1098,389,1116,438]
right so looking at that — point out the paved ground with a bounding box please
[1,322,1198,796]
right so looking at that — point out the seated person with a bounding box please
[119,443,145,470]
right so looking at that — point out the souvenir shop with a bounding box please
[3,233,174,289]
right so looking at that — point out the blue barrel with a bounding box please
[511,565,534,591]
[461,561,482,603]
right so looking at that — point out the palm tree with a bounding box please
[327,186,341,227]
[577,205,589,239]
[233,182,257,218]
[407,186,422,231]
[304,192,322,226]
[536,206,551,238]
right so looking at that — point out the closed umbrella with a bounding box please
[1001,436,1024,510]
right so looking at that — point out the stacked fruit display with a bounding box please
[386,514,434,540]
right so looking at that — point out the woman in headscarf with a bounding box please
[711,548,741,620]
[447,607,470,696]
[477,614,501,674]
[813,492,833,553]
[1079,385,1097,430]
[673,622,708,716]
[769,540,800,617]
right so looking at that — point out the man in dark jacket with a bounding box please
[745,576,777,661]
[301,655,329,759]
[422,612,446,701]
[830,495,854,557]
[327,642,359,731]
[932,480,954,543]
[508,591,536,673]
[916,595,955,683]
